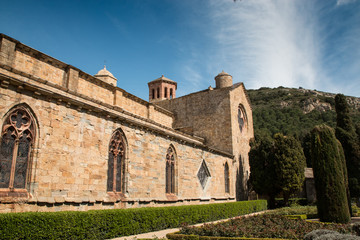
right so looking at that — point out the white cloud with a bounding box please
[206,0,325,91]
[336,0,357,6]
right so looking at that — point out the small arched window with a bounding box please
[157,87,160,99]
[0,105,36,190]
[166,145,176,194]
[152,89,155,99]
[224,162,230,193]
[238,104,248,133]
[170,89,173,99]
[164,87,168,99]
[107,129,126,192]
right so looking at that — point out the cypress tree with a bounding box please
[311,125,350,223]
[335,94,360,198]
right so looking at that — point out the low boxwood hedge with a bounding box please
[166,232,287,240]
[0,200,267,240]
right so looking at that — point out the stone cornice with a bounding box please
[0,33,174,118]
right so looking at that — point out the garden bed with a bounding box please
[171,214,356,240]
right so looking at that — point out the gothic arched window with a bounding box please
[165,145,176,194]
[0,106,36,190]
[224,162,230,193]
[107,129,126,193]
[238,104,248,133]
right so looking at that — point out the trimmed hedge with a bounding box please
[284,214,307,220]
[166,232,287,240]
[274,198,308,208]
[0,200,267,240]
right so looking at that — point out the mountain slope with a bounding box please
[247,87,360,140]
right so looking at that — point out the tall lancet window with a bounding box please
[107,129,126,193]
[224,162,230,193]
[165,145,176,194]
[0,106,36,190]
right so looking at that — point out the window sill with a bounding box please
[166,193,178,201]
[106,191,126,202]
[0,189,30,202]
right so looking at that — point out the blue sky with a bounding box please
[1,0,359,99]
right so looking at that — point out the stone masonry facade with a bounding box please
[0,34,253,213]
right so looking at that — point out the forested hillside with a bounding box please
[247,87,360,141]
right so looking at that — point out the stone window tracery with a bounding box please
[238,104,248,133]
[0,106,35,190]
[197,160,210,189]
[224,162,230,193]
[165,145,176,194]
[107,129,126,193]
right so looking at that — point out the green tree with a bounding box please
[273,133,306,205]
[335,94,360,197]
[310,125,350,223]
[249,134,306,208]
[249,136,280,209]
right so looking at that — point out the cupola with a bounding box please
[94,66,117,86]
[148,75,177,102]
[215,71,233,89]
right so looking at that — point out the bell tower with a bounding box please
[148,75,177,102]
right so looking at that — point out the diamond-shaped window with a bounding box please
[197,160,211,189]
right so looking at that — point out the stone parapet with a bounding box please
[0,33,174,128]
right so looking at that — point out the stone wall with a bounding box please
[0,85,234,212]
[0,34,236,212]
[156,83,254,200]
[229,83,254,200]
[156,88,233,154]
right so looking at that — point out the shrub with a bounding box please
[274,198,308,208]
[304,229,340,240]
[270,205,317,216]
[353,223,360,236]
[304,229,360,240]
[0,200,267,240]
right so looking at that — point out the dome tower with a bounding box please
[94,66,117,86]
[215,71,233,88]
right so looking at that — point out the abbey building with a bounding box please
[0,34,253,212]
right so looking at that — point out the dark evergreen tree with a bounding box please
[302,132,312,167]
[248,136,280,209]
[311,125,350,223]
[335,94,360,198]
[249,134,306,208]
[273,133,306,205]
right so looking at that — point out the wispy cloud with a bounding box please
[206,0,324,91]
[336,0,357,6]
